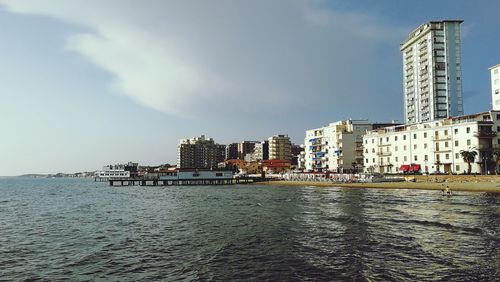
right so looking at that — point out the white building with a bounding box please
[268,135,291,160]
[490,64,500,111]
[159,169,233,181]
[304,120,394,172]
[401,20,463,124]
[363,111,500,174]
[94,162,137,179]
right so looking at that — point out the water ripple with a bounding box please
[0,178,498,281]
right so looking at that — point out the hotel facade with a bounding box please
[363,111,500,174]
[490,64,500,111]
[401,20,463,124]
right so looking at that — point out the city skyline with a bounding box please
[1,1,500,175]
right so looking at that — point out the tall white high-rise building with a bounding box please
[401,20,463,124]
[490,64,500,111]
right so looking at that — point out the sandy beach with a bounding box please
[260,175,500,193]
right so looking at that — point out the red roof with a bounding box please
[262,159,291,168]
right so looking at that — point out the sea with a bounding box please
[0,177,498,281]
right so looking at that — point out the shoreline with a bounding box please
[258,180,500,193]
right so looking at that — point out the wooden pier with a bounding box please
[108,177,260,186]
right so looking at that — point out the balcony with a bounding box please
[378,143,391,147]
[474,131,497,138]
[355,145,364,151]
[432,135,451,141]
[433,148,452,153]
[376,151,392,156]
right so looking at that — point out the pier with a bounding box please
[108,177,261,186]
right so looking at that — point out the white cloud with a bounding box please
[0,0,408,119]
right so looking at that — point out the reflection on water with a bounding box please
[0,178,498,280]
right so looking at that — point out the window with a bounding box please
[424,132,427,138]
[413,134,417,139]
[365,159,368,163]
[414,155,418,161]
[445,141,449,148]
[372,139,374,144]
[387,157,390,162]
[424,143,428,149]
[414,144,417,149]
[455,153,460,159]
[497,126,500,132]
[446,154,450,160]
[365,140,368,144]
[444,130,448,135]
[497,114,500,120]
[372,148,375,153]
[365,149,368,153]
[467,139,471,146]
[455,140,459,146]
[404,156,407,162]
[386,137,389,142]
[395,136,398,141]
[216,173,223,177]
[395,157,399,162]
[403,145,407,151]
[372,158,375,163]
[454,128,458,134]
[456,165,460,171]
[424,155,428,161]
[395,146,398,151]
[466,127,470,133]
[403,135,407,140]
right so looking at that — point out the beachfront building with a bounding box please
[304,120,376,172]
[249,141,269,161]
[363,111,500,174]
[238,141,259,159]
[177,135,226,169]
[268,135,292,160]
[490,64,500,111]
[225,143,239,160]
[401,20,463,124]
[94,162,138,180]
[291,144,304,167]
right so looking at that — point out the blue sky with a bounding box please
[0,0,499,175]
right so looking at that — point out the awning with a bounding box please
[399,165,410,172]
[410,164,421,172]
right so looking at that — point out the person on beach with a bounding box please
[442,186,452,196]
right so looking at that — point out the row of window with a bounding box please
[366,127,475,144]
[365,151,471,164]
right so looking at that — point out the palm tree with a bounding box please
[460,149,478,175]
[351,162,357,173]
[492,146,500,175]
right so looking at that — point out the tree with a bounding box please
[492,146,500,175]
[351,162,357,173]
[460,149,478,175]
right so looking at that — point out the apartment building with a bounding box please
[363,111,500,174]
[304,120,395,172]
[401,20,463,124]
[490,64,500,111]
[268,135,292,160]
[177,135,226,169]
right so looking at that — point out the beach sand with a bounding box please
[259,177,500,193]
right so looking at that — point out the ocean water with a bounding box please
[0,178,498,281]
